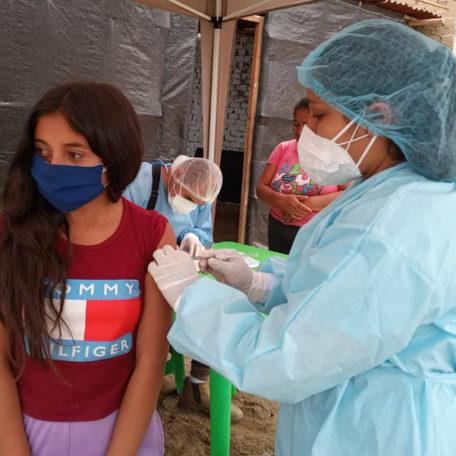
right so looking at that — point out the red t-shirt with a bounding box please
[17,198,167,421]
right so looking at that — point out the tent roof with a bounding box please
[136,0,448,20]
[135,0,315,21]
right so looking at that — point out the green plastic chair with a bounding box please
[164,346,185,394]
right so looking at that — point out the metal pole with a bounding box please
[208,0,222,162]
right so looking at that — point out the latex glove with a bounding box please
[148,245,199,310]
[199,249,252,289]
[180,233,204,257]
[199,249,277,303]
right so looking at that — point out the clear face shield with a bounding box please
[166,156,223,213]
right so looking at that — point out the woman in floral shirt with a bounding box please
[257,98,348,253]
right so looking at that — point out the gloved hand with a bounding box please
[179,233,204,257]
[199,248,253,291]
[148,245,199,310]
[199,249,276,303]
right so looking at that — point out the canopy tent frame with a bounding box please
[135,0,316,164]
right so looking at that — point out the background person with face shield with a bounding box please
[124,155,222,257]
[148,20,456,455]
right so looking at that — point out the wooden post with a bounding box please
[237,15,264,244]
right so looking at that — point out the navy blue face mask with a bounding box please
[31,154,106,213]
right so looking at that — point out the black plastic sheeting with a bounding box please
[157,13,199,160]
[0,0,198,190]
[247,0,403,246]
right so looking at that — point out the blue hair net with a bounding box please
[297,19,456,181]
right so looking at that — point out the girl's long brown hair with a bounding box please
[0,82,143,368]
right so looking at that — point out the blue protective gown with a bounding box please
[169,163,456,455]
[123,162,214,246]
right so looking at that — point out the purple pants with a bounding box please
[24,410,164,456]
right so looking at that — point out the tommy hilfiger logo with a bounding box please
[53,279,139,299]
[48,334,132,362]
[44,279,141,362]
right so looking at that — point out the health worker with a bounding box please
[148,20,456,456]
[124,155,222,257]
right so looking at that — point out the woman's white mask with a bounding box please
[165,163,198,214]
[168,194,197,215]
[297,119,377,186]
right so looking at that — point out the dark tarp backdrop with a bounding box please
[0,0,198,191]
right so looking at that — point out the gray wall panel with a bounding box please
[0,0,197,191]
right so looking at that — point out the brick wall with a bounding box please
[186,27,254,156]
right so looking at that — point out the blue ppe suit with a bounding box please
[123,162,214,246]
[169,163,456,455]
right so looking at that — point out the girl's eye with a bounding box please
[312,113,324,119]
[68,151,83,160]
[35,147,49,157]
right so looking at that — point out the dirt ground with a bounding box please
[158,368,278,456]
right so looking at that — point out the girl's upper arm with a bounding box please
[135,275,172,368]
[157,222,177,250]
[136,223,176,368]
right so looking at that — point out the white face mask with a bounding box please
[297,119,377,186]
[168,194,197,215]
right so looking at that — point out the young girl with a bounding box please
[0,82,175,455]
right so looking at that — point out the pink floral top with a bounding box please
[268,139,339,227]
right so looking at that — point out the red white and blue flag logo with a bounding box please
[46,279,141,362]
